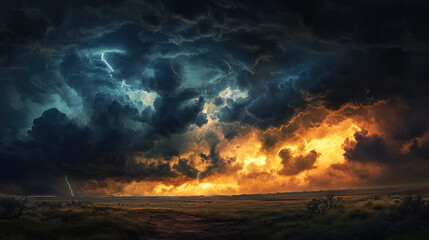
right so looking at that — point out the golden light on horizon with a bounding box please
[97,116,372,197]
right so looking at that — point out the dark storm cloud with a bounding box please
[0,107,176,195]
[344,130,395,164]
[0,108,92,195]
[340,97,429,185]
[151,88,207,135]
[278,149,319,176]
[210,0,429,129]
[1,0,429,194]
[173,158,199,179]
[345,97,429,164]
[198,132,238,179]
[198,145,237,179]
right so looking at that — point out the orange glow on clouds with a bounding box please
[76,103,396,197]
[81,108,383,196]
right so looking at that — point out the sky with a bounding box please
[1,0,429,196]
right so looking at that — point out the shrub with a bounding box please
[0,197,28,219]
[396,195,429,220]
[374,195,382,200]
[298,195,429,239]
[306,194,344,216]
[306,198,327,216]
[323,194,344,209]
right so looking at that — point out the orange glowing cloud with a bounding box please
[81,104,389,197]
[75,100,422,197]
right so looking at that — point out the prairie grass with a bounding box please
[0,202,150,240]
[1,187,429,240]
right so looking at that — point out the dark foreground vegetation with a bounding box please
[1,188,429,239]
[0,199,150,240]
[294,195,429,240]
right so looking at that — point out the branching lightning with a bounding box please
[65,176,75,197]
[101,52,115,72]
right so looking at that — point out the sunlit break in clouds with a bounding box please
[1,0,429,197]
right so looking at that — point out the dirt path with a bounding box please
[145,210,244,240]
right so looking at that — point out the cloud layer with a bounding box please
[1,0,429,196]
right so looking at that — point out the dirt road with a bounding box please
[145,210,244,240]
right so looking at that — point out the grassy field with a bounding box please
[1,185,429,239]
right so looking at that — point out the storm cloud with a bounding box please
[278,149,319,176]
[1,0,429,195]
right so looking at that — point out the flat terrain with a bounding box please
[146,210,242,240]
[2,185,429,239]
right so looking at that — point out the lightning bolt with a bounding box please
[65,176,75,197]
[101,52,114,72]
[171,58,181,79]
[216,60,232,84]
[121,80,130,88]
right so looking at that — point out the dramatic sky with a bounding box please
[1,0,429,196]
